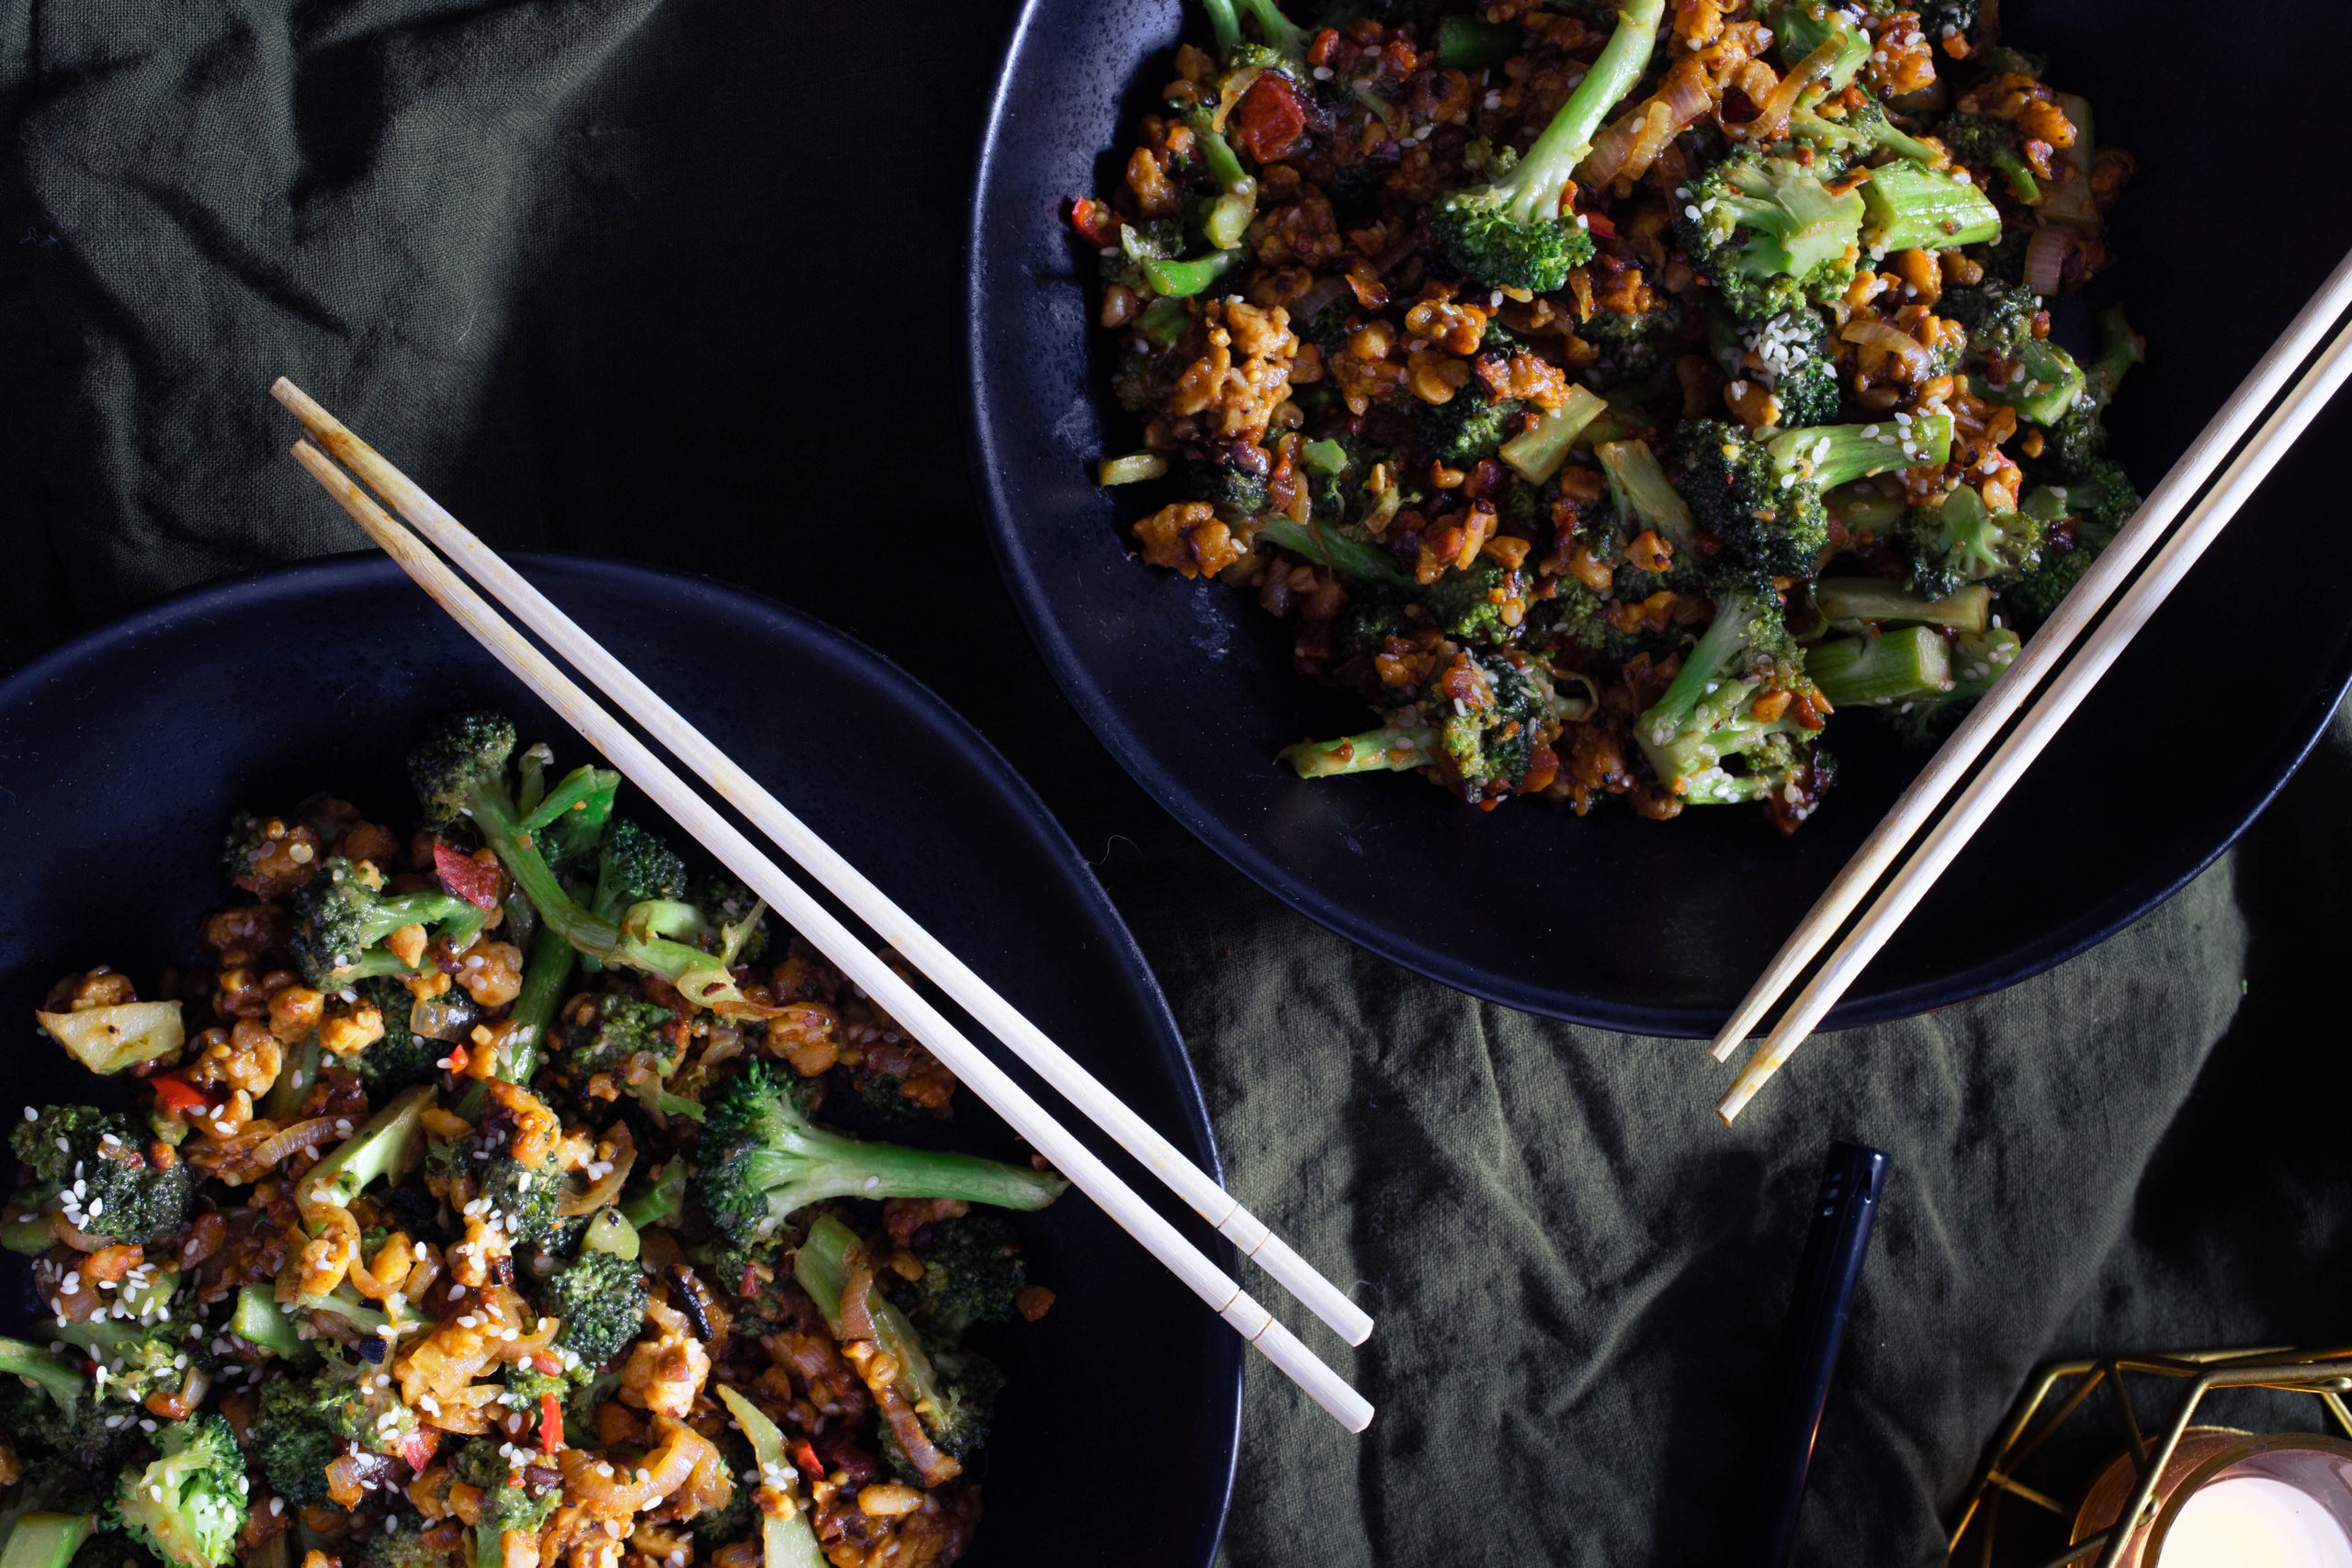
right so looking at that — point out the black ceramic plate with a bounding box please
[0,554,1238,1568]
[967,0,2352,1034]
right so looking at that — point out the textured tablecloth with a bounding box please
[3,3,2340,1562]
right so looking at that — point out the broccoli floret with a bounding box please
[1939,113,2039,203]
[557,993,677,1077]
[67,1532,159,1568]
[618,1160,687,1233]
[1429,0,1660,290]
[2002,464,2138,624]
[1789,94,1946,167]
[1675,414,1953,577]
[12,1106,191,1244]
[1416,379,1521,465]
[1329,603,1405,666]
[0,1338,147,1495]
[112,1416,246,1568]
[1413,558,1516,643]
[1916,0,1984,58]
[1440,652,1547,792]
[1894,485,2045,599]
[248,1363,424,1507]
[1675,148,1867,321]
[534,1250,650,1370]
[2058,458,2139,535]
[359,1528,452,1568]
[691,1062,1067,1254]
[795,1216,1003,1479]
[688,874,770,965]
[450,1439,562,1568]
[1283,649,1552,793]
[476,1141,565,1247]
[1172,457,1271,514]
[1710,308,1840,427]
[59,1315,201,1410]
[288,856,487,989]
[405,714,752,1013]
[2033,309,2145,481]
[350,975,440,1098]
[1634,576,1820,806]
[689,1429,759,1551]
[898,1213,1028,1346]
[1580,296,1687,385]
[1939,278,2041,360]
[589,818,687,928]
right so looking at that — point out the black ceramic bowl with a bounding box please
[0,555,1238,1568]
[967,0,2352,1034]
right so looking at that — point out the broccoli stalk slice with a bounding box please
[1278,725,1438,779]
[1598,437,1698,550]
[711,1387,826,1568]
[296,1085,435,1215]
[1860,160,2002,252]
[1948,626,2021,699]
[0,1515,96,1568]
[1498,384,1608,483]
[1813,578,1991,630]
[1807,627,1955,707]
[618,1161,687,1232]
[490,919,575,1087]
[1430,0,1661,289]
[1976,334,2085,426]
[261,1036,322,1122]
[1255,519,1413,586]
[1770,414,1955,488]
[1641,586,1773,747]
[1141,249,1236,299]
[0,1337,88,1416]
[1195,129,1258,251]
[1766,4,1870,89]
[230,1285,315,1363]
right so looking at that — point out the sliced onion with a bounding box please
[408,991,477,1043]
[1840,317,1936,380]
[251,1116,340,1171]
[1288,274,1349,328]
[1581,63,1713,187]
[558,1126,637,1218]
[2024,226,2073,297]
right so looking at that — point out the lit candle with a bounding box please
[2161,1476,2352,1568]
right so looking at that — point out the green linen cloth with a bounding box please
[1,3,2339,1562]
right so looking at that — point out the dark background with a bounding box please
[2,1,2346,1562]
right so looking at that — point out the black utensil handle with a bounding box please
[1741,1140,1892,1568]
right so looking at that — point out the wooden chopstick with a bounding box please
[1706,247,2352,1077]
[282,434,1376,1433]
[268,376,1374,1350]
[1715,303,2352,1122]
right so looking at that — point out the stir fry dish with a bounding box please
[1080,0,2140,830]
[0,714,1065,1568]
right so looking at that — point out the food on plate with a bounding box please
[1081,0,2138,831]
[0,714,1064,1568]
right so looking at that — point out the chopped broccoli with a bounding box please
[5,1517,98,1568]
[1428,0,1660,290]
[1579,296,1686,385]
[1674,148,1866,321]
[1413,558,1516,643]
[11,1106,191,1245]
[533,1250,650,1370]
[449,1439,562,1568]
[1173,457,1272,514]
[1895,484,2045,599]
[1939,278,2041,360]
[1764,2,1871,90]
[351,975,441,1099]
[588,819,687,930]
[1789,94,1946,167]
[56,1314,201,1411]
[1634,575,1818,804]
[358,1528,451,1568]
[691,1062,1066,1255]
[1201,0,1307,67]
[406,714,753,1013]
[1675,414,1953,577]
[1806,626,1955,709]
[1939,113,2040,203]
[2034,309,2144,480]
[288,856,486,989]
[1278,724,1438,779]
[688,1428,759,1551]
[1859,159,2002,252]
[111,1416,246,1568]
[897,1213,1028,1346]
[1709,307,1841,428]
[558,993,677,1077]
[1416,379,1521,465]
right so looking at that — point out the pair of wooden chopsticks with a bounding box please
[270,379,1375,1432]
[1710,246,2352,1122]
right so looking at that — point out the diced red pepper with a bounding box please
[1068,197,1119,249]
[789,1438,826,1484]
[1580,211,1617,239]
[540,1392,564,1454]
[434,840,504,911]
[148,1074,210,1113]
[399,1428,440,1472]
[1230,73,1306,163]
[740,1264,763,1298]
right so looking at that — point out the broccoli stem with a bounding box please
[262,1037,322,1122]
[1279,726,1438,778]
[296,1085,434,1214]
[469,787,744,1011]
[2088,307,2144,403]
[711,1387,827,1568]
[230,1286,314,1363]
[0,1514,96,1568]
[0,1337,87,1415]
[1598,437,1698,549]
[1788,107,1944,168]
[618,1162,686,1231]
[1235,0,1306,58]
[497,919,575,1084]
[1806,627,1955,706]
[1860,161,2002,251]
[1501,0,1663,220]
[1643,585,1767,743]
[1770,413,1954,488]
[794,1216,946,1414]
[1767,6,1870,90]
[1142,250,1236,299]
[1498,385,1608,482]
[1813,578,1991,630]
[1255,519,1413,586]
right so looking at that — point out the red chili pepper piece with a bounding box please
[1068,197,1119,248]
[789,1438,826,1484]
[540,1391,564,1454]
[1230,73,1306,163]
[434,841,504,911]
[148,1074,209,1113]
[399,1428,440,1472]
